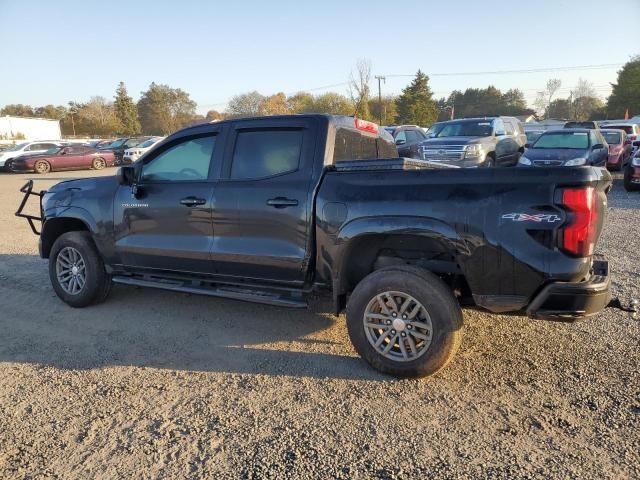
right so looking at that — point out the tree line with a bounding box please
[1,82,198,138]
[1,56,638,138]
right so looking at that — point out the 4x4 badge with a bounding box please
[502,213,561,223]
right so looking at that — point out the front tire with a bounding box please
[346,266,463,378]
[49,231,112,307]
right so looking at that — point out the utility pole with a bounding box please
[374,75,386,125]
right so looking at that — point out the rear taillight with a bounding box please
[560,187,598,257]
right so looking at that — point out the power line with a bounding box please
[199,64,624,110]
[382,63,623,78]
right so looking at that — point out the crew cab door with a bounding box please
[113,127,224,273]
[211,118,316,286]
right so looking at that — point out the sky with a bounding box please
[1,0,639,114]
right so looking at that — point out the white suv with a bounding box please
[123,136,165,163]
[0,141,66,170]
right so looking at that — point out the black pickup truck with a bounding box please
[17,114,614,378]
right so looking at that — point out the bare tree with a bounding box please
[349,59,372,120]
[570,78,602,121]
[534,78,562,118]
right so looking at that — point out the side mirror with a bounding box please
[592,143,604,150]
[117,165,136,186]
[633,140,640,147]
[395,139,407,146]
[494,131,505,136]
[525,142,531,148]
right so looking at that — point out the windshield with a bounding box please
[138,138,158,148]
[601,131,622,144]
[6,142,28,152]
[432,120,493,138]
[533,132,590,149]
[108,139,126,148]
[526,131,544,143]
[602,125,633,134]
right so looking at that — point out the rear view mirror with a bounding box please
[117,165,136,186]
[525,143,531,148]
[395,139,406,146]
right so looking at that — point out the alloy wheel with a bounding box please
[363,291,433,362]
[55,246,86,295]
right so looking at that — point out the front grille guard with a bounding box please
[15,180,45,235]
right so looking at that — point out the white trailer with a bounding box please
[0,116,61,141]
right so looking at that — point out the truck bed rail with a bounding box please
[15,180,45,235]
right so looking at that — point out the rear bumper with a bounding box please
[526,259,611,321]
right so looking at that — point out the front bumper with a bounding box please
[526,259,611,321]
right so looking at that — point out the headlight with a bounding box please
[565,157,587,166]
[632,156,640,166]
[464,144,483,157]
[518,156,532,165]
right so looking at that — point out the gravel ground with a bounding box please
[0,168,638,479]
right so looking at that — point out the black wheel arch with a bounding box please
[40,217,91,258]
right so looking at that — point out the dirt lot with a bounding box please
[0,168,638,479]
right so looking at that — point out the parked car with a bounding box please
[518,129,609,167]
[99,137,150,164]
[17,114,614,378]
[625,150,640,191]
[10,145,115,173]
[123,136,165,163]
[564,121,600,129]
[600,129,632,171]
[0,140,66,170]
[383,125,428,159]
[419,116,526,167]
[600,123,640,151]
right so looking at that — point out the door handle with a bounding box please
[266,197,298,208]
[180,197,206,207]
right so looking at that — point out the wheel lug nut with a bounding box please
[391,330,396,335]
[386,320,391,325]
[407,325,412,329]
[402,314,407,320]
[392,312,397,317]
[401,332,406,337]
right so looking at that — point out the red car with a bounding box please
[602,129,632,171]
[10,145,116,174]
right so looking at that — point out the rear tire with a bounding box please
[346,266,463,378]
[49,231,112,307]
[34,159,51,174]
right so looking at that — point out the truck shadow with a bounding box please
[0,254,386,381]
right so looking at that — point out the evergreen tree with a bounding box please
[114,82,141,135]
[395,70,438,126]
[606,56,640,118]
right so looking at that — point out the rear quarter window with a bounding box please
[333,128,398,162]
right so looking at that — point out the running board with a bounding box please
[112,276,308,308]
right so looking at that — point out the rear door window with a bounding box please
[504,120,515,135]
[230,129,303,180]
